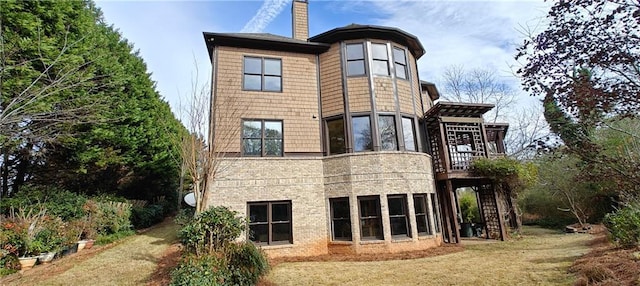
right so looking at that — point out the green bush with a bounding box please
[95,230,135,245]
[227,242,269,285]
[604,203,640,248]
[170,254,230,286]
[458,191,480,223]
[93,200,132,235]
[178,207,244,256]
[0,187,87,221]
[131,204,165,229]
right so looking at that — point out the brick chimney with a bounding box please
[292,0,309,40]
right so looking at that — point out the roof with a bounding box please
[420,81,440,101]
[308,24,426,59]
[203,32,330,59]
[423,102,495,125]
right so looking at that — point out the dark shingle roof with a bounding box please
[203,32,330,59]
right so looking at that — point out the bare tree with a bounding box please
[504,104,552,160]
[440,65,517,123]
[180,71,244,214]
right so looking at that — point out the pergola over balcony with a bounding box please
[424,102,508,180]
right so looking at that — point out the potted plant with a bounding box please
[9,207,47,270]
[459,192,479,238]
[78,201,99,250]
[60,219,83,257]
[34,216,64,263]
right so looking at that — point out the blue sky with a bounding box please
[95,0,551,119]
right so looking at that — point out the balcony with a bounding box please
[423,102,508,180]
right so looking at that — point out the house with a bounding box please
[203,0,513,258]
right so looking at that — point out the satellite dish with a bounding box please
[184,192,196,207]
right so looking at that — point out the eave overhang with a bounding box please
[423,102,495,127]
[203,32,330,60]
[308,24,425,59]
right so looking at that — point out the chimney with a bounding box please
[292,0,309,40]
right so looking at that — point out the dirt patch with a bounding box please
[571,234,640,286]
[146,243,182,286]
[268,244,463,266]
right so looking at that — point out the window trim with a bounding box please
[345,42,367,77]
[401,116,417,152]
[352,114,373,152]
[387,194,411,238]
[358,196,383,240]
[330,197,352,241]
[241,119,283,157]
[393,47,409,80]
[247,200,292,245]
[371,42,390,77]
[325,116,347,155]
[242,56,282,92]
[413,194,433,236]
[378,114,398,151]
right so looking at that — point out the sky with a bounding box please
[95,0,552,120]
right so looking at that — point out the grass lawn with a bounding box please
[266,227,593,286]
[1,219,179,286]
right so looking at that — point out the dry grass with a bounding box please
[1,219,179,286]
[571,235,640,286]
[266,227,593,286]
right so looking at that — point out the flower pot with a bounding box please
[60,243,78,257]
[38,252,56,263]
[77,240,87,251]
[83,239,95,249]
[18,256,38,270]
[460,223,475,238]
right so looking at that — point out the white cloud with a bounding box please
[241,0,290,33]
[363,0,550,109]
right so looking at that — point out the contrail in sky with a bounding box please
[240,0,290,33]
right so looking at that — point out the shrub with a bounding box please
[95,230,135,245]
[227,242,269,285]
[0,187,87,221]
[131,204,165,229]
[93,200,132,236]
[604,203,640,248]
[170,254,230,286]
[458,190,480,223]
[179,207,244,256]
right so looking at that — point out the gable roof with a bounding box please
[203,32,330,59]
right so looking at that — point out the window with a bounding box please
[346,43,365,76]
[402,117,416,151]
[378,115,397,151]
[430,193,442,233]
[352,116,372,152]
[242,120,283,156]
[243,56,282,91]
[413,194,432,235]
[358,196,383,240]
[388,195,411,237]
[393,47,408,80]
[248,201,292,245]
[330,198,352,241]
[371,43,389,76]
[327,118,346,155]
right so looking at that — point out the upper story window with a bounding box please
[393,47,408,80]
[243,56,282,92]
[378,115,397,151]
[402,117,416,151]
[242,119,283,157]
[352,116,372,152]
[327,117,346,155]
[346,43,365,76]
[371,43,389,76]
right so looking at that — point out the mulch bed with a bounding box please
[570,227,640,286]
[146,243,182,286]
